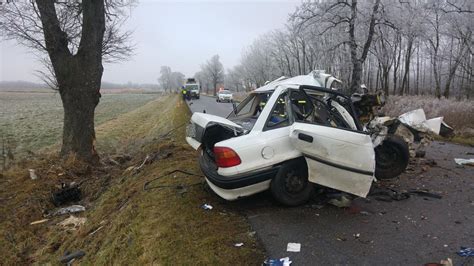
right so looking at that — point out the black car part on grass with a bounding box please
[51,183,82,206]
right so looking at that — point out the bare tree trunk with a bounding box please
[443,38,468,98]
[400,36,414,95]
[37,0,105,162]
[392,33,402,95]
[348,0,380,92]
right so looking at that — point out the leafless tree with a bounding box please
[201,54,225,95]
[0,1,135,162]
[231,0,472,99]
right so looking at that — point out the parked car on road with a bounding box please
[216,90,233,102]
[186,71,410,206]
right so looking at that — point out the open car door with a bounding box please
[289,86,375,197]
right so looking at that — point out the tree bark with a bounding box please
[400,36,414,95]
[36,0,105,162]
[349,0,380,92]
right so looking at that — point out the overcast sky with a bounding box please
[0,0,298,84]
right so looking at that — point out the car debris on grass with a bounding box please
[201,203,213,210]
[59,250,86,264]
[29,168,38,180]
[51,205,86,216]
[51,182,82,206]
[58,215,87,229]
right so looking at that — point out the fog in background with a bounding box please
[0,0,297,84]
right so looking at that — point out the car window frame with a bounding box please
[262,91,291,131]
[289,86,368,135]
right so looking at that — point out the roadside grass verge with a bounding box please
[0,94,264,264]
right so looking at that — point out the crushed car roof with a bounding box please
[254,71,336,92]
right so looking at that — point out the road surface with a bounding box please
[187,95,234,117]
[186,97,474,265]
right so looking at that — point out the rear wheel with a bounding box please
[375,135,409,179]
[271,158,314,206]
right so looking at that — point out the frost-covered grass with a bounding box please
[383,95,474,139]
[0,92,160,158]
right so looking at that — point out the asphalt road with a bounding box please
[186,95,234,117]
[186,97,474,265]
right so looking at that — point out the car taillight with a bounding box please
[213,146,241,168]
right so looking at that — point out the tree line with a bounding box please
[225,0,472,99]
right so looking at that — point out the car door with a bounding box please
[288,88,375,198]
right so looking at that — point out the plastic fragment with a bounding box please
[264,257,292,266]
[457,246,474,257]
[52,205,86,216]
[201,203,213,210]
[286,243,301,252]
[29,169,38,180]
[454,158,474,166]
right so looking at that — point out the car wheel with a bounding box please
[271,158,314,206]
[375,135,409,179]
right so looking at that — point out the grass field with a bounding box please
[0,94,264,264]
[0,92,161,159]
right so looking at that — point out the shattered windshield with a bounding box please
[227,92,273,131]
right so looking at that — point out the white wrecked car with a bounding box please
[186,71,410,206]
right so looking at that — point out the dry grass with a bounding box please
[383,95,474,144]
[0,95,264,264]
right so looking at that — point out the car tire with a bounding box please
[271,158,314,206]
[375,135,410,180]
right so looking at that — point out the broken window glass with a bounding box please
[266,93,289,128]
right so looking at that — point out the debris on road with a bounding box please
[264,257,292,266]
[327,194,352,208]
[59,250,85,264]
[30,218,49,225]
[58,215,86,229]
[286,242,301,252]
[52,205,86,216]
[29,169,38,180]
[457,246,474,257]
[425,258,453,266]
[201,203,213,210]
[454,158,474,166]
[51,182,82,206]
[369,188,442,202]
